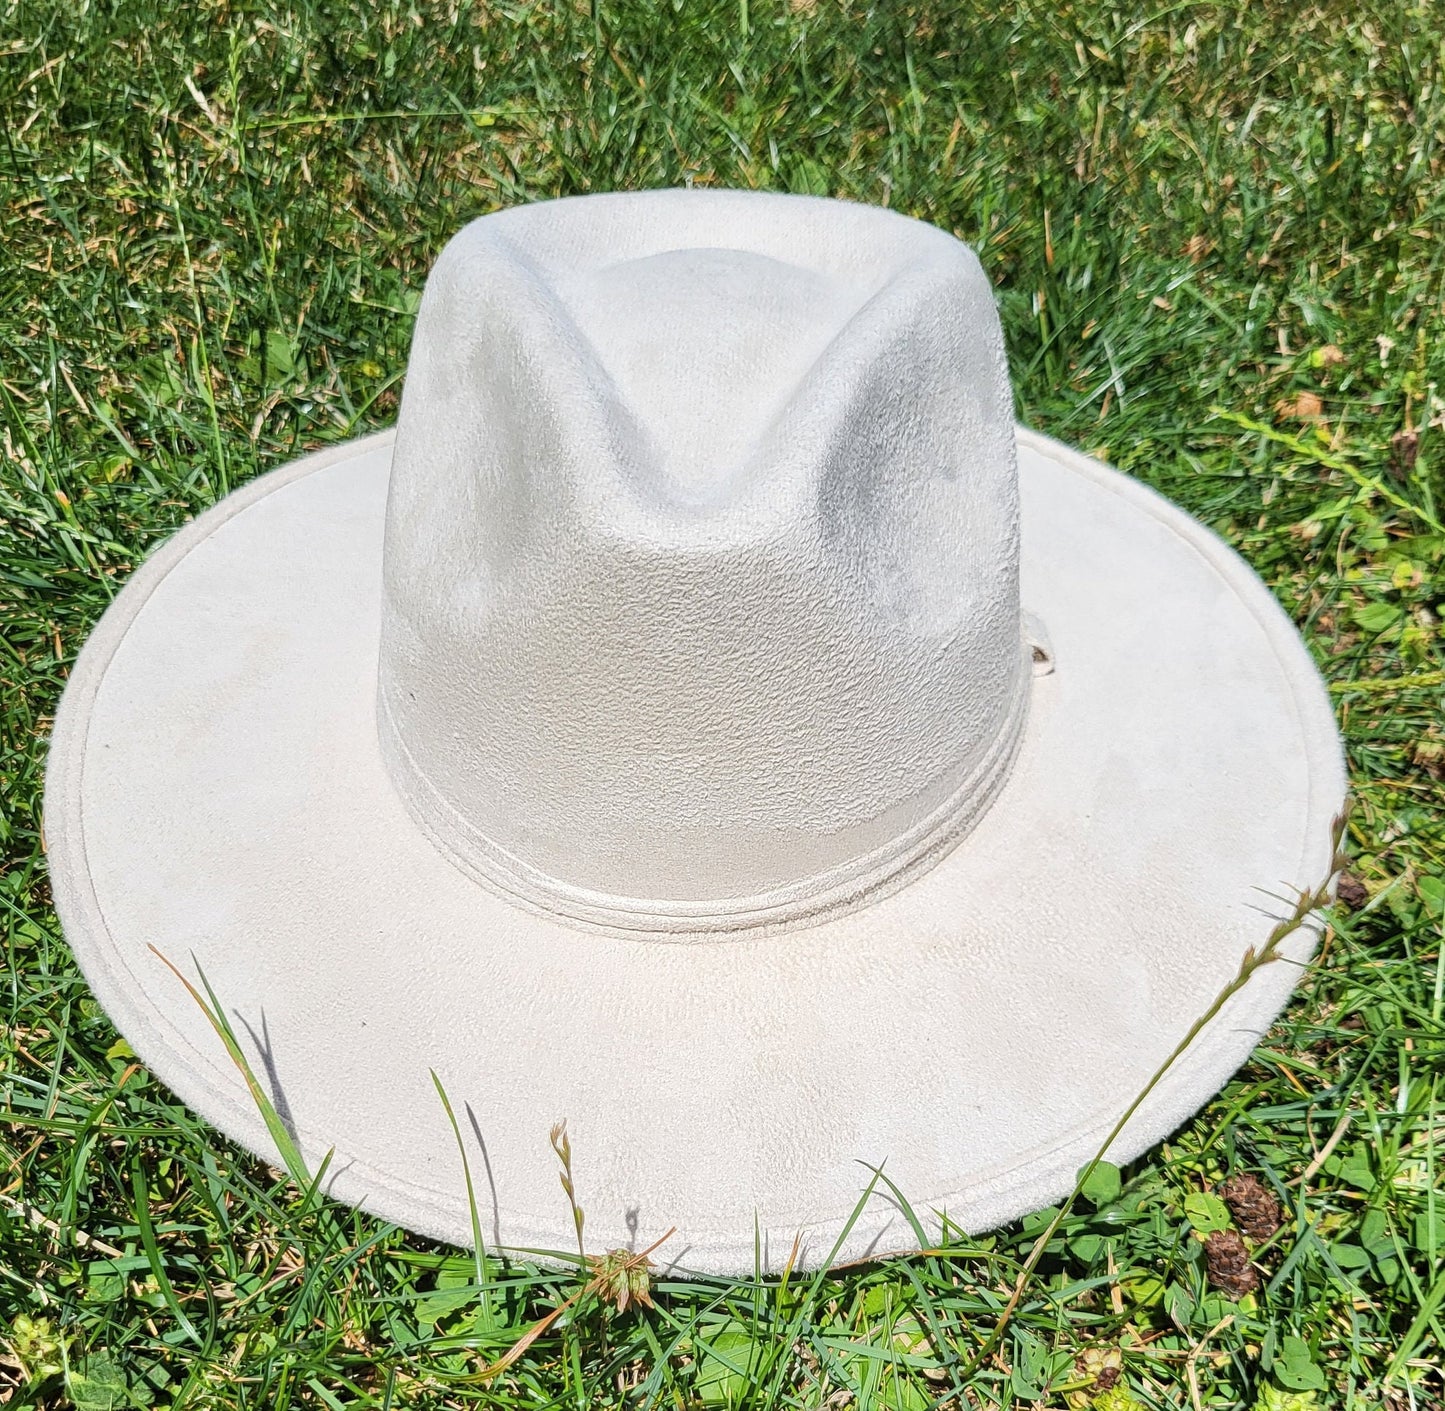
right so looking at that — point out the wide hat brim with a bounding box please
[46,425,1344,1275]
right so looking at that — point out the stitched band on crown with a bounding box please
[377,646,1033,940]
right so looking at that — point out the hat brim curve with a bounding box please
[44,426,1344,1275]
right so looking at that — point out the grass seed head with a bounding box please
[588,1248,656,1315]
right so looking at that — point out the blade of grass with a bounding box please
[431,1068,494,1331]
[149,944,311,1188]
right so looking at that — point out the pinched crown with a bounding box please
[377,190,1030,935]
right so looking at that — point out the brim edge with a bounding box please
[41,424,1348,1275]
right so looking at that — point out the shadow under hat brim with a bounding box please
[44,426,1344,1275]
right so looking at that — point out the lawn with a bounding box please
[2,0,1443,1406]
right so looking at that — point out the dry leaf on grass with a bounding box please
[1335,872,1369,910]
[1204,1230,1259,1299]
[1219,1174,1283,1242]
[1389,428,1420,479]
[1277,390,1324,420]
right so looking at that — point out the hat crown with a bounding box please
[377,191,1029,934]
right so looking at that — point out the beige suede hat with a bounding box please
[45,189,1345,1274]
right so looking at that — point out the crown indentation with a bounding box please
[378,191,1029,935]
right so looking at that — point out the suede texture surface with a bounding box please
[46,418,1345,1273]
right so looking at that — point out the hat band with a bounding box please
[376,647,1033,940]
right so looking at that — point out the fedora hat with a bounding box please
[45,189,1345,1274]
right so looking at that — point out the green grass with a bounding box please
[2,0,1443,1405]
